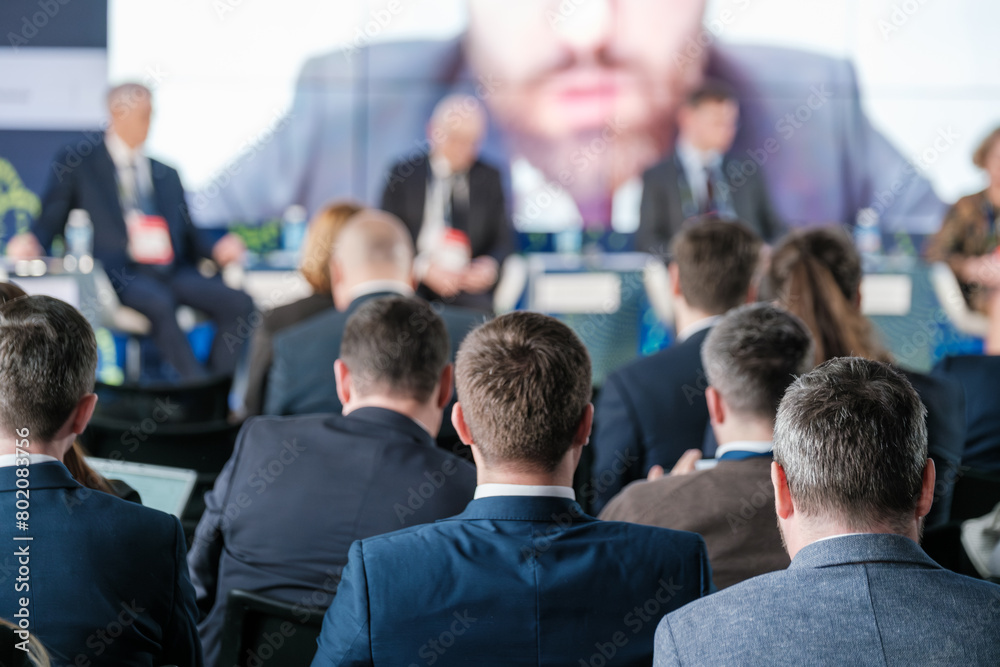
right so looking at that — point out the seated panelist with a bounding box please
[7,82,254,380]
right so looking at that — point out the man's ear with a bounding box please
[436,364,453,410]
[70,393,98,436]
[334,359,351,407]
[451,402,474,446]
[668,262,682,298]
[573,403,595,448]
[916,458,936,520]
[772,462,794,520]
[706,386,725,427]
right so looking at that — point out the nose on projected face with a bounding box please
[552,0,613,49]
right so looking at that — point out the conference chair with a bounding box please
[217,589,326,667]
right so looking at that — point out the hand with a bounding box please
[5,233,42,260]
[646,465,665,481]
[459,256,499,294]
[668,449,703,476]
[211,233,246,267]
[961,255,1000,288]
[422,262,464,299]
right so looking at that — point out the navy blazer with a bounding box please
[264,291,486,416]
[32,141,213,276]
[589,327,713,514]
[0,462,202,666]
[654,533,1000,666]
[636,153,785,256]
[380,157,514,265]
[311,495,713,667]
[188,407,476,667]
[932,354,1000,473]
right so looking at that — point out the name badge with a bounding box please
[126,211,174,265]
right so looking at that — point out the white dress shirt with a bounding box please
[347,280,414,301]
[0,453,58,467]
[474,483,576,500]
[676,314,721,343]
[675,137,722,212]
[105,130,152,212]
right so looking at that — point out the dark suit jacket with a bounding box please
[901,368,966,526]
[636,153,784,256]
[601,457,788,590]
[0,462,202,666]
[589,327,713,514]
[32,141,213,276]
[310,495,712,667]
[380,156,514,311]
[188,407,476,667]
[264,291,486,417]
[654,533,1000,666]
[931,354,1000,473]
[242,292,335,416]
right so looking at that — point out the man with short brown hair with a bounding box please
[590,218,762,512]
[311,311,712,667]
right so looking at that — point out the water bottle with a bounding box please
[854,208,882,270]
[281,204,308,256]
[64,208,93,273]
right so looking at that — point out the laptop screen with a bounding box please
[86,458,198,518]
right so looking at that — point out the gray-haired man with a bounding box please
[654,357,1000,666]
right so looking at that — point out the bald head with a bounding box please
[107,82,152,149]
[330,210,415,308]
[427,95,486,173]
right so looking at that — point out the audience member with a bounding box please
[242,199,363,416]
[932,354,1000,472]
[264,209,485,420]
[0,296,202,666]
[190,296,475,666]
[310,312,712,666]
[654,358,1000,665]
[601,303,814,588]
[380,95,514,312]
[927,125,1000,354]
[636,80,784,255]
[7,83,254,381]
[590,218,761,512]
[766,227,965,525]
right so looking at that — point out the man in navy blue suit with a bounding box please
[590,218,761,513]
[0,295,202,666]
[264,210,485,421]
[311,311,712,667]
[190,297,476,667]
[8,83,254,380]
[654,358,1000,666]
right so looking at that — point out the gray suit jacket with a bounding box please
[192,39,945,235]
[654,533,1000,666]
[636,153,785,255]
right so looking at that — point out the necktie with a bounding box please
[703,166,715,214]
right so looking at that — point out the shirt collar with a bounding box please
[676,315,721,343]
[676,137,721,171]
[347,280,415,301]
[714,440,773,460]
[105,130,144,169]
[474,483,576,501]
[811,532,871,545]
[0,453,58,467]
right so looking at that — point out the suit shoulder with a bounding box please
[77,488,180,539]
[275,308,348,348]
[713,42,855,84]
[641,156,675,182]
[595,515,707,553]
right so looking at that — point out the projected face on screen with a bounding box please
[465,0,707,211]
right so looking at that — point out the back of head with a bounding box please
[332,210,414,283]
[0,281,27,303]
[774,357,927,533]
[299,200,364,293]
[766,227,890,363]
[701,303,814,423]
[340,297,449,403]
[0,296,96,442]
[671,217,762,315]
[455,312,592,472]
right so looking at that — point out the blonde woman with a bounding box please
[242,200,363,415]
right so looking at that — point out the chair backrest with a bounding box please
[217,589,326,667]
